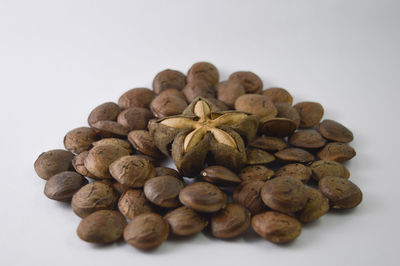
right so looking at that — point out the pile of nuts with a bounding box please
[34,62,362,249]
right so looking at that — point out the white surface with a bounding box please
[1,0,399,265]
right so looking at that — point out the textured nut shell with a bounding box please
[155,167,181,179]
[317,142,356,162]
[71,182,118,218]
[229,71,263,94]
[164,206,208,236]
[118,88,155,109]
[310,160,350,181]
[246,148,275,165]
[289,130,327,149]
[216,80,245,107]
[88,102,120,126]
[77,210,127,244]
[150,94,188,118]
[249,136,287,152]
[187,62,219,86]
[153,69,186,94]
[91,120,129,136]
[235,94,277,120]
[179,182,227,213]
[92,138,133,153]
[210,203,251,239]
[144,176,184,208]
[261,176,308,213]
[317,119,353,143]
[182,79,216,102]
[63,127,99,154]
[205,97,230,111]
[117,107,154,131]
[275,148,315,163]
[72,151,96,178]
[261,118,297,137]
[200,166,241,185]
[252,211,301,244]
[233,181,268,215]
[238,165,274,181]
[158,88,187,101]
[319,176,362,209]
[128,130,164,159]
[298,187,329,222]
[118,189,154,220]
[44,171,88,202]
[123,213,169,249]
[294,101,324,128]
[274,102,301,127]
[34,149,74,180]
[262,88,293,104]
[275,163,312,183]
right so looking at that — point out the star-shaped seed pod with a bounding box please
[149,98,259,177]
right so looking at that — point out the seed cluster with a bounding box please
[34,62,362,249]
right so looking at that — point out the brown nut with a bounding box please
[262,88,293,105]
[72,151,96,178]
[44,171,88,202]
[275,163,312,184]
[298,187,329,223]
[318,176,362,209]
[215,80,245,107]
[274,148,315,163]
[128,130,164,159]
[118,189,154,220]
[249,136,287,152]
[63,127,99,154]
[71,181,118,218]
[118,88,155,109]
[187,62,219,86]
[238,165,274,182]
[310,160,350,181]
[164,206,208,236]
[123,213,169,250]
[34,149,74,180]
[235,94,277,120]
[158,88,187,101]
[210,203,251,239]
[155,167,181,179]
[317,119,354,143]
[92,138,133,153]
[317,142,356,162]
[200,165,242,185]
[205,97,230,111]
[152,69,186,94]
[91,120,129,137]
[117,107,154,131]
[233,180,269,215]
[144,175,184,208]
[274,102,300,127]
[77,210,127,244]
[87,102,120,126]
[261,176,308,213]
[150,94,188,118]
[179,182,227,213]
[251,211,302,244]
[288,129,327,148]
[229,71,263,94]
[246,148,275,165]
[261,118,297,137]
[293,101,324,128]
[182,79,216,102]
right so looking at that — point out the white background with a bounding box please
[1,0,399,265]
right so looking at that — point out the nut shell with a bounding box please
[233,180,268,215]
[164,206,208,236]
[44,171,88,202]
[34,149,74,180]
[144,175,184,208]
[118,189,154,220]
[63,127,99,154]
[318,176,362,209]
[229,71,263,94]
[118,88,155,109]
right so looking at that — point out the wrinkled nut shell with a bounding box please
[117,107,154,131]
[246,148,275,165]
[274,148,315,163]
[91,120,129,137]
[164,206,208,236]
[318,176,362,209]
[216,80,245,107]
[235,94,277,120]
[187,62,219,87]
[317,119,353,143]
[128,130,164,159]
[200,165,242,185]
[118,189,154,220]
[72,182,118,218]
[294,101,324,128]
[182,79,216,102]
[153,69,186,94]
[44,171,88,202]
[205,97,230,111]
[88,102,120,126]
[77,210,127,244]
[179,182,227,213]
[155,167,181,179]
[118,88,155,109]
[288,130,327,149]
[158,88,187,101]
[317,142,356,162]
[275,163,312,183]
[72,151,96,178]
[262,88,293,105]
[310,160,350,181]
[238,165,274,181]
[298,187,329,223]
[249,136,287,152]
[92,138,133,153]
[210,203,251,239]
[64,127,99,154]
[123,213,169,250]
[34,149,74,180]
[252,211,302,244]
[229,71,263,94]
[144,176,184,208]
[233,180,269,215]
[274,102,301,128]
[150,94,188,118]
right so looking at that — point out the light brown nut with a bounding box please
[158,88,187,101]
[310,160,350,181]
[298,187,329,223]
[200,165,242,185]
[44,171,88,202]
[187,62,219,86]
[229,71,263,94]
[317,119,354,143]
[117,107,154,131]
[274,148,315,163]
[233,180,269,215]
[275,163,312,184]
[77,210,127,244]
[64,127,99,154]
[91,120,129,136]
[144,175,184,208]
[118,189,154,220]
[246,148,275,165]
[318,176,362,209]
[238,165,274,181]
[34,149,74,180]
[261,118,297,137]
[150,94,188,118]
[262,88,293,104]
[215,80,245,107]
[128,130,164,159]
[152,69,186,94]
[92,138,133,153]
[87,102,120,126]
[118,88,155,109]
[164,206,208,236]
[317,142,356,162]
[249,136,287,152]
[274,102,301,127]
[252,211,302,244]
[293,101,324,128]
[288,130,327,149]
[72,151,96,178]
[182,79,216,102]
[235,94,277,120]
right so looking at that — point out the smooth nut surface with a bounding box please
[117,107,154,131]
[275,163,312,183]
[164,206,208,236]
[88,102,120,126]
[233,180,268,215]
[118,88,155,109]
[215,80,245,107]
[249,136,287,152]
[34,149,74,180]
[182,79,216,102]
[187,62,219,86]
[235,94,277,120]
[275,148,315,163]
[63,127,99,154]
[118,189,154,220]
[200,165,242,185]
[288,130,327,149]
[91,120,129,136]
[317,142,356,162]
[155,167,181,179]
[150,94,188,118]
[77,210,127,244]
[318,176,362,209]
[262,88,293,104]
[317,119,353,143]
[229,71,263,94]
[144,175,184,208]
[294,101,324,128]
[153,69,186,94]
[92,138,133,153]
[246,148,275,165]
[310,160,350,181]
[261,118,297,137]
[44,171,88,202]
[128,130,163,159]
[238,165,274,181]
[298,187,329,222]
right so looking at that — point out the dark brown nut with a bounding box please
[112,182,130,195]
[71,182,118,218]
[117,107,154,131]
[135,154,160,166]
[298,187,329,222]
[187,62,219,86]
[288,130,327,149]
[182,79,216,102]
[249,136,287,152]
[84,144,130,179]
[123,213,169,249]
[262,88,293,104]
[179,182,227,213]
[215,80,245,107]
[44,171,88,202]
[274,102,301,128]
[293,101,324,128]
[235,94,277,120]
[155,167,181,179]
[118,189,154,220]
[109,155,156,188]
[210,203,251,239]
[128,130,164,159]
[261,176,308,213]
[144,176,184,208]
[238,165,274,181]
[164,206,208,236]
[275,163,312,184]
[72,151,96,178]
[158,88,187,101]
[205,97,230,111]
[118,88,155,109]
[63,127,99,154]
[152,69,186,94]
[92,138,133,153]
[246,148,275,165]
[87,102,120,126]
[77,210,126,244]
[317,142,356,162]
[310,160,350,181]
[91,120,129,136]
[317,119,354,143]
[261,118,297,137]
[251,211,302,244]
[229,71,263,94]
[34,149,74,180]
[200,166,241,185]
[150,94,188,118]
[318,176,362,209]
[233,180,268,215]
[274,148,315,163]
